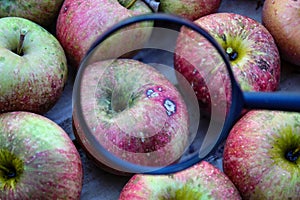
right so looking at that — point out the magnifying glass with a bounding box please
[72,13,300,175]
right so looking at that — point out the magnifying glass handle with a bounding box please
[243,91,300,112]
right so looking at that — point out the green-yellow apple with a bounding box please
[0,111,83,199]
[0,17,68,114]
[119,161,241,199]
[0,0,64,27]
[223,110,300,199]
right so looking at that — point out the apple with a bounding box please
[72,58,189,174]
[56,0,153,69]
[223,110,300,199]
[262,0,300,66]
[119,161,241,199]
[174,12,281,113]
[158,0,222,21]
[0,111,83,199]
[0,0,64,27]
[0,17,68,114]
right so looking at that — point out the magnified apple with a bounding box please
[73,58,190,174]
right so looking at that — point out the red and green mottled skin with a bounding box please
[174,12,280,113]
[119,161,241,199]
[56,0,152,69]
[0,17,68,114]
[262,0,300,66]
[73,59,189,174]
[0,111,83,199]
[0,0,64,27]
[223,110,300,199]
[160,0,221,21]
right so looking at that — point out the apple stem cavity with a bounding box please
[226,47,238,61]
[16,29,28,56]
[286,146,300,163]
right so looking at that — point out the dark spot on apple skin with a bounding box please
[257,59,270,71]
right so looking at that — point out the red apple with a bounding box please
[223,110,300,199]
[56,0,153,69]
[158,0,222,21]
[262,0,300,66]
[72,58,189,174]
[119,161,241,199]
[0,111,83,199]
[174,12,281,113]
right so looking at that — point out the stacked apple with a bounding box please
[1,0,300,199]
[0,1,83,199]
[0,0,224,198]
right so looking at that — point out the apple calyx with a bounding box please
[16,29,28,56]
[0,149,24,190]
[118,0,138,8]
[225,47,238,61]
[285,147,300,163]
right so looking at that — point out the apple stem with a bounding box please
[143,0,160,12]
[16,29,28,56]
